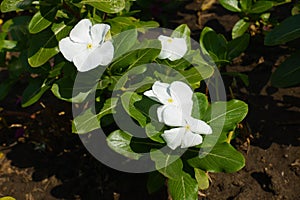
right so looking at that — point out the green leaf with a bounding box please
[72,98,118,134]
[113,29,138,59]
[168,171,198,200]
[232,19,250,39]
[28,29,59,67]
[200,27,228,64]
[121,92,148,127]
[219,0,241,12]
[1,0,24,12]
[147,171,165,194]
[0,197,16,200]
[0,80,15,101]
[110,40,161,73]
[192,92,208,120]
[249,1,273,14]
[194,168,209,190]
[240,0,252,11]
[82,0,125,13]
[227,33,250,60]
[264,14,300,45]
[28,8,57,34]
[145,122,165,143]
[271,51,300,88]
[72,108,100,134]
[222,72,249,86]
[107,130,142,160]
[204,99,248,132]
[0,40,17,50]
[150,150,183,180]
[188,143,245,173]
[21,78,51,107]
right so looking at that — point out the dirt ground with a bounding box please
[0,1,299,200]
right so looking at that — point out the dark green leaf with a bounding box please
[28,8,57,34]
[232,19,250,39]
[147,172,165,194]
[219,0,241,12]
[120,92,148,127]
[113,29,138,59]
[240,0,252,11]
[150,150,183,180]
[72,108,100,134]
[188,143,245,173]
[264,14,300,45]
[21,78,51,107]
[1,0,24,12]
[192,92,208,120]
[271,51,300,87]
[227,33,250,60]
[0,80,15,101]
[82,0,125,13]
[168,171,198,200]
[249,1,273,14]
[107,130,142,159]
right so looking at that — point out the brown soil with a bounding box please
[0,1,299,200]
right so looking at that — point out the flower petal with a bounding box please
[88,41,114,66]
[158,35,187,61]
[187,117,212,135]
[72,49,91,72]
[59,37,86,61]
[168,38,187,61]
[144,90,160,102]
[91,24,110,45]
[161,106,185,126]
[70,19,92,44]
[169,81,193,115]
[156,105,164,123]
[162,127,185,150]
[181,131,203,148]
[152,81,170,104]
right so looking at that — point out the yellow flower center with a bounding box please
[167,98,174,103]
[185,125,191,131]
[87,43,93,49]
[167,38,173,43]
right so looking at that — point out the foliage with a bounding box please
[0,0,249,199]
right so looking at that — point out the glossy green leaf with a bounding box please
[168,171,198,200]
[0,40,17,50]
[192,92,208,120]
[107,130,142,160]
[120,92,148,127]
[188,143,245,173]
[113,29,138,59]
[271,51,300,88]
[82,0,125,13]
[51,76,93,103]
[21,78,51,107]
[249,1,273,14]
[28,29,59,67]
[219,0,241,12]
[28,8,57,34]
[240,0,252,11]
[1,0,24,12]
[150,150,183,180]
[0,197,16,200]
[204,99,248,132]
[72,98,118,134]
[194,168,209,190]
[145,122,165,143]
[264,14,300,45]
[232,19,250,39]
[227,33,250,60]
[72,108,100,134]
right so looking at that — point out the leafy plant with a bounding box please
[264,14,300,87]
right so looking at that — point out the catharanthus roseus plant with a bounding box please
[0,0,248,199]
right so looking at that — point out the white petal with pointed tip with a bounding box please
[59,37,86,61]
[70,19,92,44]
[91,24,110,45]
[161,106,185,127]
[181,131,203,148]
[152,81,170,104]
[162,127,186,150]
[188,117,212,135]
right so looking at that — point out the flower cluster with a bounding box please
[59,19,188,72]
[144,81,212,150]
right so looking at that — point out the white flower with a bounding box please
[59,19,114,72]
[162,112,212,150]
[158,35,187,61]
[144,81,193,124]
